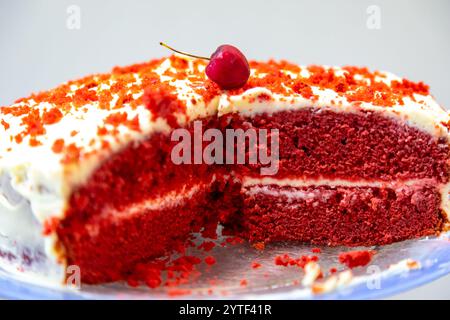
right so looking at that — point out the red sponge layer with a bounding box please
[224,183,445,246]
[227,109,449,182]
[58,182,222,284]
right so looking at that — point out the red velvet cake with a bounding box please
[0,55,449,284]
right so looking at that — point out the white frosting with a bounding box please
[302,261,322,287]
[0,172,65,282]
[310,270,353,294]
[218,85,449,139]
[388,258,421,272]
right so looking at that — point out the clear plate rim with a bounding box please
[1,236,449,300]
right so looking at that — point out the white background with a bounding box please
[0,0,449,299]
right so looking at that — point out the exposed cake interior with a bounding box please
[57,108,449,283]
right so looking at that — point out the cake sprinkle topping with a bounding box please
[0,55,439,168]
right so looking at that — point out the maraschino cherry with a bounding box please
[160,42,250,90]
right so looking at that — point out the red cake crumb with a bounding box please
[133,262,164,289]
[274,254,318,268]
[329,267,338,274]
[42,217,59,236]
[253,242,265,250]
[204,256,216,266]
[225,236,244,245]
[406,259,420,269]
[338,250,376,268]
[240,279,248,286]
[0,119,9,130]
[167,289,192,297]
[274,254,291,266]
[62,143,82,164]
[312,248,321,254]
[251,262,262,269]
[198,241,216,252]
[143,85,185,128]
[52,139,65,153]
[42,108,63,125]
[145,276,162,288]
[29,137,42,147]
[125,255,203,290]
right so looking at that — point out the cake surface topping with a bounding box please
[1,55,446,153]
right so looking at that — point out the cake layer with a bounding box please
[57,181,221,283]
[227,182,445,246]
[226,109,449,182]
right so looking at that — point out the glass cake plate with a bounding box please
[0,229,449,300]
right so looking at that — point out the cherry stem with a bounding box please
[159,42,210,61]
